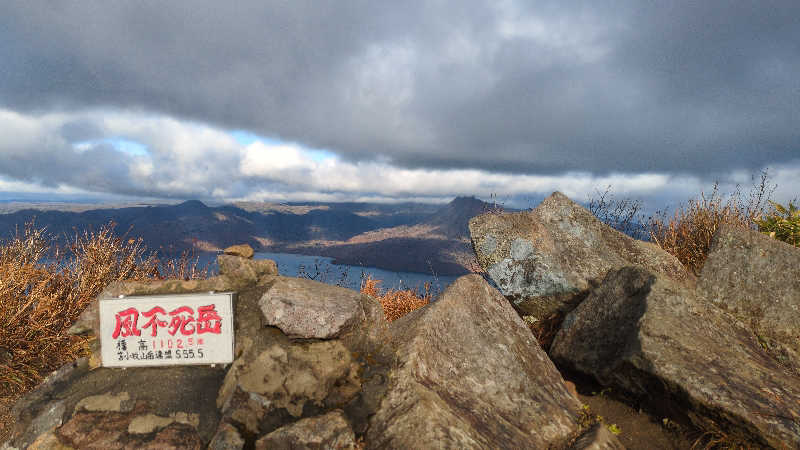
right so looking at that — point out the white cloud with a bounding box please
[240,142,316,177]
[0,107,797,214]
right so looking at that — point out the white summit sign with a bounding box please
[99,292,235,367]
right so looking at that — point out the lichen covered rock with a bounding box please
[469,191,692,318]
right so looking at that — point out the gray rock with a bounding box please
[698,223,800,374]
[551,266,800,449]
[208,422,245,450]
[74,392,133,413]
[255,410,357,450]
[219,340,360,421]
[259,277,365,339]
[24,401,66,449]
[223,244,255,259]
[216,277,367,439]
[469,191,692,318]
[367,274,583,449]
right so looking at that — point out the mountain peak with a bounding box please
[176,200,208,209]
[421,196,492,239]
[449,196,483,208]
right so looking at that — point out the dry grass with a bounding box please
[587,172,790,448]
[360,275,431,322]
[590,170,776,276]
[588,186,648,241]
[648,174,773,276]
[0,222,208,399]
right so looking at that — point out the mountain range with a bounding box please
[0,196,499,275]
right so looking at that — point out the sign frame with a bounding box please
[98,292,235,368]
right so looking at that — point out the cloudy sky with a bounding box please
[1,1,798,212]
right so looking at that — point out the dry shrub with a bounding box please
[0,222,207,398]
[360,275,431,322]
[588,185,648,240]
[648,172,774,276]
[588,170,776,276]
[155,249,211,281]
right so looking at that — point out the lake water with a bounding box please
[254,252,459,295]
[192,251,459,296]
[44,249,460,297]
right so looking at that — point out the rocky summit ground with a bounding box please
[4,192,800,449]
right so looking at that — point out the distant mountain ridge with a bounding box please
[311,196,498,275]
[424,196,491,239]
[0,197,496,274]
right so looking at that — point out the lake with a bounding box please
[195,251,460,296]
[255,252,459,295]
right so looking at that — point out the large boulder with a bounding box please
[468,191,692,318]
[226,277,386,440]
[259,277,366,339]
[551,266,800,448]
[698,223,800,374]
[367,274,585,449]
[214,273,387,441]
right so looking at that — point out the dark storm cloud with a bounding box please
[1,1,798,176]
[2,135,141,196]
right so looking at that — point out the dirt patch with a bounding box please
[577,391,692,449]
[563,371,695,450]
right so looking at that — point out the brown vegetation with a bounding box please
[0,222,208,397]
[360,275,431,322]
[648,173,774,276]
[0,222,211,442]
[592,170,780,276]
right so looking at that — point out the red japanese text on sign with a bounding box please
[111,304,223,339]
